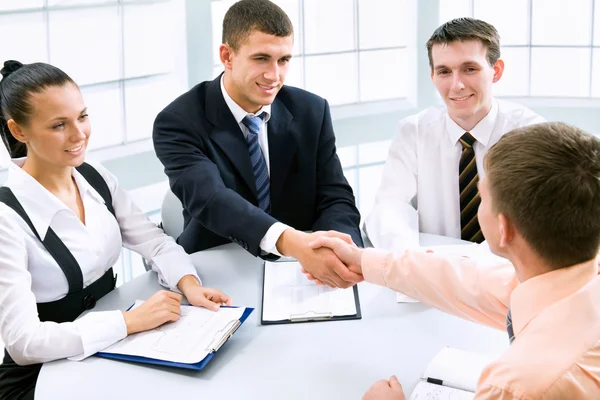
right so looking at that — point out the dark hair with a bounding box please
[222,0,293,51]
[426,18,501,70]
[0,60,75,158]
[485,122,600,269]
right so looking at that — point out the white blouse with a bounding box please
[0,158,201,365]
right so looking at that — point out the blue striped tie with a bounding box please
[506,308,515,344]
[242,114,270,213]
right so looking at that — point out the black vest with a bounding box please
[0,163,118,400]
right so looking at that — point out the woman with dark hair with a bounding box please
[0,60,232,399]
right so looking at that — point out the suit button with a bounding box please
[83,294,96,310]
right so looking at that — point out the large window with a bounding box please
[440,0,600,98]
[210,0,416,106]
[0,0,188,169]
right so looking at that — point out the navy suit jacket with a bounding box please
[153,75,362,256]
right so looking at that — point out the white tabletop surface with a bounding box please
[36,234,508,399]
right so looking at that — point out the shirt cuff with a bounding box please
[361,248,394,287]
[149,252,202,293]
[260,222,291,257]
[68,310,127,361]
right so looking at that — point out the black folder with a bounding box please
[260,260,362,325]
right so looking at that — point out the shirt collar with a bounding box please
[446,99,498,147]
[4,158,105,239]
[220,74,271,124]
[510,259,599,338]
[71,166,107,206]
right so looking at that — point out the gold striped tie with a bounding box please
[459,132,483,243]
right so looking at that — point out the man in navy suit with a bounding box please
[153,0,363,288]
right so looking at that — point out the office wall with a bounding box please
[1,0,599,189]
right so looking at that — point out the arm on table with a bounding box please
[311,236,518,330]
[90,161,232,311]
[0,212,126,364]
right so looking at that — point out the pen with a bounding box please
[426,377,472,393]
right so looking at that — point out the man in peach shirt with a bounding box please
[311,122,600,399]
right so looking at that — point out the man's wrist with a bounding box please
[276,228,306,257]
[353,247,364,274]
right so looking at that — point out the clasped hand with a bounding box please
[277,229,364,288]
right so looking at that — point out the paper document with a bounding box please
[409,382,473,400]
[423,347,492,391]
[100,301,244,364]
[409,347,493,400]
[262,261,357,322]
[397,243,508,303]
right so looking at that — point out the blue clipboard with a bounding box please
[95,306,254,370]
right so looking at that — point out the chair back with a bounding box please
[161,189,184,239]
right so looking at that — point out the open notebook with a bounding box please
[96,301,253,370]
[409,347,493,399]
[261,260,361,324]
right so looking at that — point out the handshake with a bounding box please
[275,229,365,288]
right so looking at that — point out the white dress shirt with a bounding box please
[0,159,201,365]
[220,77,289,256]
[364,99,545,253]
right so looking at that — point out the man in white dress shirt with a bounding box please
[364,18,545,252]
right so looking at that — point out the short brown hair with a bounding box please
[426,18,500,70]
[485,122,600,269]
[222,0,293,51]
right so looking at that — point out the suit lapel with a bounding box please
[206,76,257,198]
[268,98,296,206]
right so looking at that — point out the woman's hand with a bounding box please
[178,275,233,311]
[122,290,182,335]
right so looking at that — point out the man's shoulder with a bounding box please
[162,81,210,113]
[479,329,600,399]
[277,85,326,109]
[397,106,446,132]
[496,99,545,127]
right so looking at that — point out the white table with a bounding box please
[36,234,508,399]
